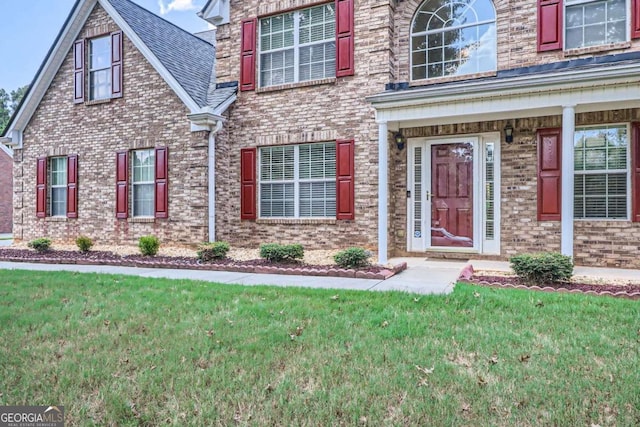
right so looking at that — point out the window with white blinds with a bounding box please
[260,143,336,218]
[574,125,629,219]
[49,157,68,217]
[259,3,336,87]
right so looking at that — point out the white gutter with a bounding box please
[367,61,640,109]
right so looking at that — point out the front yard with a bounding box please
[0,270,638,426]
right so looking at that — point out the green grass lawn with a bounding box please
[0,270,638,426]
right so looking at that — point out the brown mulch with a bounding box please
[0,248,387,274]
[470,274,640,295]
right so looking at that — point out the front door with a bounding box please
[408,137,482,252]
[430,142,474,247]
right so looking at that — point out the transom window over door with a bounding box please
[565,0,627,49]
[259,3,336,87]
[574,125,629,219]
[89,36,112,100]
[411,0,497,80]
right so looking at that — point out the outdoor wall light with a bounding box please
[394,131,406,150]
[504,122,514,144]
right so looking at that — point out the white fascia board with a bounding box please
[6,0,97,136]
[372,65,640,124]
[213,93,236,116]
[197,0,229,26]
[369,62,640,111]
[98,0,201,113]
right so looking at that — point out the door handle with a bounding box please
[426,191,431,200]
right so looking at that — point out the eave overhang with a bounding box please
[367,61,640,127]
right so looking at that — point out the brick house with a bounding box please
[0,144,12,233]
[2,0,640,268]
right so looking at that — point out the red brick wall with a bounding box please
[0,148,12,233]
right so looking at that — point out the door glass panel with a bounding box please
[413,146,423,239]
[430,142,474,247]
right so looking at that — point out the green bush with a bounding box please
[197,241,230,262]
[138,235,160,256]
[76,236,94,253]
[27,238,52,253]
[510,252,573,285]
[259,243,304,263]
[334,247,371,269]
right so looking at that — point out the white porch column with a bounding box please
[561,105,576,257]
[377,121,389,264]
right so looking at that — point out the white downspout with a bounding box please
[377,120,389,264]
[208,120,224,242]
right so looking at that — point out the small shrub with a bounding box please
[510,252,573,285]
[334,247,371,269]
[259,243,304,263]
[27,238,52,253]
[138,235,160,256]
[76,236,94,253]
[197,241,230,262]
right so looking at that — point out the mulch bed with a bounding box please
[0,248,407,281]
[463,274,640,300]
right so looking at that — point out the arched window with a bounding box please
[411,0,497,80]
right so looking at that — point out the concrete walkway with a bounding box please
[0,257,467,295]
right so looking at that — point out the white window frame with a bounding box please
[573,123,631,220]
[89,35,111,100]
[132,149,155,218]
[564,0,629,50]
[409,0,497,81]
[258,143,336,218]
[49,156,67,217]
[258,3,336,88]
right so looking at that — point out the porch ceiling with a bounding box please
[368,61,640,128]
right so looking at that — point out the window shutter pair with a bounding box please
[239,0,355,91]
[538,125,640,222]
[115,147,168,219]
[73,31,123,102]
[240,140,355,220]
[538,0,640,52]
[36,155,78,218]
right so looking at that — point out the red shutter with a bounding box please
[537,129,562,221]
[632,123,640,222]
[633,0,640,39]
[67,155,78,218]
[240,18,257,91]
[116,151,129,219]
[240,148,257,219]
[537,0,562,52]
[111,31,123,98]
[155,147,168,219]
[335,0,355,77]
[36,157,47,218]
[73,39,85,103]
[336,139,355,220]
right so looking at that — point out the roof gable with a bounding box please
[2,0,221,142]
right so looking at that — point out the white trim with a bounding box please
[406,133,501,255]
[198,0,230,26]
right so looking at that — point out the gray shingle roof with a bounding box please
[208,82,238,112]
[106,0,215,108]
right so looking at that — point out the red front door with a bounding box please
[430,143,473,247]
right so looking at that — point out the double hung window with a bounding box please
[89,36,112,100]
[259,143,336,218]
[565,0,627,49]
[259,4,336,87]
